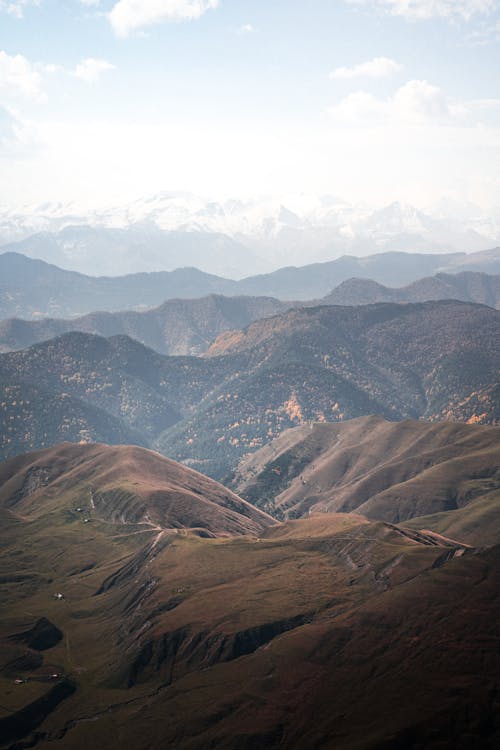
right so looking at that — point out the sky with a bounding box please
[1,0,500,211]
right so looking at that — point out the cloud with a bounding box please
[467,18,500,43]
[329,80,467,124]
[0,105,40,157]
[108,0,219,37]
[42,63,63,74]
[0,0,40,18]
[330,57,402,79]
[345,1,497,21]
[79,0,100,6]
[0,50,44,99]
[0,51,115,104]
[393,80,467,119]
[74,58,115,83]
[473,97,500,110]
[238,24,255,34]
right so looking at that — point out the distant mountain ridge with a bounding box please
[0,269,499,356]
[0,294,291,355]
[1,270,499,356]
[0,224,270,278]
[235,249,496,299]
[0,252,241,320]
[2,195,499,273]
[324,270,500,309]
[0,301,498,477]
[1,248,500,320]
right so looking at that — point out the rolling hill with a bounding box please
[0,443,274,538]
[2,247,500,319]
[0,443,497,748]
[229,416,500,545]
[0,301,498,476]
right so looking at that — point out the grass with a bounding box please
[0,442,498,749]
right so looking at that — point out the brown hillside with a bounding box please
[230,416,500,543]
[1,470,489,750]
[0,442,275,538]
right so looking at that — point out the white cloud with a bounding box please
[329,80,468,124]
[42,63,63,74]
[467,18,500,43]
[394,80,467,121]
[74,58,115,83]
[108,0,219,37]
[331,90,386,121]
[79,0,100,6]
[0,50,44,99]
[345,0,497,21]
[473,98,500,110]
[0,105,40,157]
[330,57,402,79]
[238,24,255,34]
[0,52,115,102]
[0,0,40,18]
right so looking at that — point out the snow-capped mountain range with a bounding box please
[1,193,499,278]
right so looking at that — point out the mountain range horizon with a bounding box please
[2,192,500,278]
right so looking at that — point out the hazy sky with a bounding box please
[1,0,500,210]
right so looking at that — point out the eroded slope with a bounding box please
[230,416,500,545]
